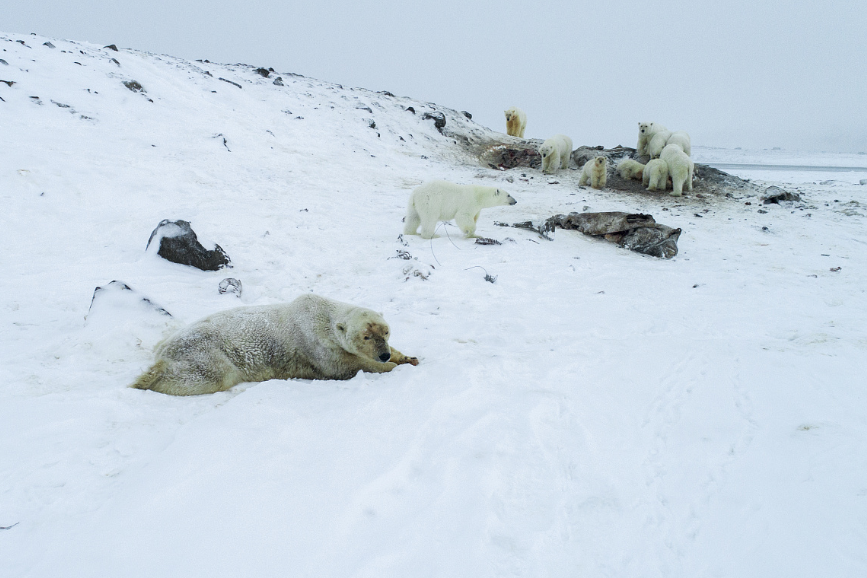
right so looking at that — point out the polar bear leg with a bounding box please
[455,211,477,237]
[670,175,684,196]
[404,204,421,235]
[389,346,419,366]
[579,172,589,186]
[687,165,694,191]
[560,151,570,169]
[598,172,607,188]
[419,218,438,239]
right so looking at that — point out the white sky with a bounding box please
[6,0,867,152]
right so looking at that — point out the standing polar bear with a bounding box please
[504,107,527,138]
[579,156,608,189]
[643,158,670,191]
[130,294,419,396]
[666,131,692,156]
[647,129,674,158]
[660,144,694,196]
[637,122,668,156]
[404,180,517,239]
[540,134,573,173]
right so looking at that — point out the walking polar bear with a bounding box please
[579,156,608,189]
[130,294,419,396]
[404,180,517,239]
[660,144,694,196]
[540,134,573,173]
[504,106,527,138]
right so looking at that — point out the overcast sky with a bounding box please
[6,1,867,152]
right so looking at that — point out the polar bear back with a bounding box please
[666,131,692,156]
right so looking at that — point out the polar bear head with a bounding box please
[335,309,393,363]
[638,122,654,137]
[504,107,518,122]
[539,142,555,159]
[594,156,607,169]
[491,187,518,206]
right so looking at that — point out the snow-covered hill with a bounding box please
[1,32,866,577]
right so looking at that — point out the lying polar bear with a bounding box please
[130,294,418,395]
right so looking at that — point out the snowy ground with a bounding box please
[1,33,866,577]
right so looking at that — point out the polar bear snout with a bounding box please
[378,351,391,362]
[508,196,517,205]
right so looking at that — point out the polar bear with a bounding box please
[540,134,573,173]
[505,107,527,138]
[130,294,418,396]
[404,180,517,239]
[647,129,674,158]
[643,158,669,191]
[637,122,668,156]
[617,158,645,180]
[660,143,694,196]
[666,131,691,156]
[579,156,608,189]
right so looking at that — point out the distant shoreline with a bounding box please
[706,163,867,173]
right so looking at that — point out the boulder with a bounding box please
[146,219,231,271]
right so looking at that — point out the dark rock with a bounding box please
[219,77,242,89]
[218,278,243,297]
[254,67,270,77]
[146,219,231,271]
[0,59,8,65]
[0,80,14,87]
[110,58,120,67]
[123,80,144,92]
[379,90,395,97]
[357,105,373,113]
[273,76,284,86]
[461,111,472,119]
[422,111,446,131]
[43,41,55,49]
[368,120,376,129]
[406,106,415,114]
[88,280,172,318]
[105,44,119,51]
[762,186,801,204]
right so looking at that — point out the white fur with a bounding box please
[504,106,527,138]
[666,131,692,156]
[643,159,669,191]
[637,122,668,156]
[539,134,573,173]
[578,156,608,189]
[647,130,673,158]
[660,143,694,196]
[404,180,518,239]
[617,158,645,180]
[130,295,417,395]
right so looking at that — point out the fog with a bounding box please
[6,0,867,152]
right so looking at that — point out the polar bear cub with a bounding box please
[666,131,691,156]
[579,156,608,189]
[617,158,645,180]
[130,294,419,395]
[637,122,668,156]
[643,159,669,191]
[505,106,527,138]
[660,144,694,196]
[540,134,573,173]
[404,180,517,239]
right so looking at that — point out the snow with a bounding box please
[2,32,866,577]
